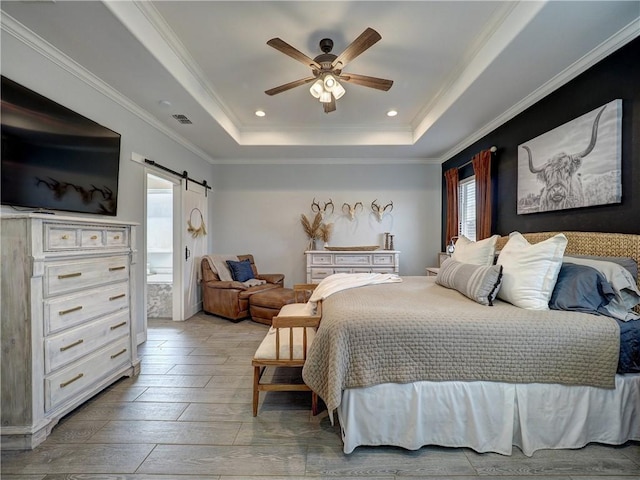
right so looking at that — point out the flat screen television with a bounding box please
[1,76,121,216]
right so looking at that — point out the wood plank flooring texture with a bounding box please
[2,313,639,479]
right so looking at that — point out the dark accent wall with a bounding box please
[441,36,640,246]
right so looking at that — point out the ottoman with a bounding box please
[249,288,297,325]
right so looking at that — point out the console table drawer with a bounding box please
[45,337,131,412]
[334,255,371,265]
[308,253,333,265]
[45,310,130,373]
[373,254,395,265]
[44,256,129,297]
[44,282,129,334]
[310,268,334,280]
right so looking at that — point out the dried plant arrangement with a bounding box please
[301,212,322,239]
[319,222,333,244]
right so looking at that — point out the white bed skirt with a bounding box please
[337,374,640,456]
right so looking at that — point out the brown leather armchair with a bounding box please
[201,254,284,321]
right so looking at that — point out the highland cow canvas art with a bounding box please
[517,99,622,214]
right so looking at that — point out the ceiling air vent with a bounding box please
[172,114,192,125]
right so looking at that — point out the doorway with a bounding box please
[146,173,175,319]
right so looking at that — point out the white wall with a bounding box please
[210,163,442,286]
[1,29,215,339]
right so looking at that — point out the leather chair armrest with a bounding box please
[257,273,285,285]
[205,280,248,290]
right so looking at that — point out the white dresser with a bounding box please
[305,250,400,283]
[1,214,139,449]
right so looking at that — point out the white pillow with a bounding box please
[451,235,499,266]
[497,232,568,310]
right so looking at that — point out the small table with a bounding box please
[425,267,440,276]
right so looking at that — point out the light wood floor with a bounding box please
[2,313,639,479]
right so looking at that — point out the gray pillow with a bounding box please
[549,263,615,315]
[565,254,638,281]
[436,258,503,306]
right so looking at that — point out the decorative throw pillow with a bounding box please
[436,258,503,306]
[451,235,500,266]
[496,232,567,310]
[563,256,640,321]
[549,263,615,315]
[226,259,255,282]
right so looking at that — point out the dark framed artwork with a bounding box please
[517,99,622,214]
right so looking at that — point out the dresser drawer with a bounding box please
[105,228,128,247]
[310,268,334,280]
[45,226,80,250]
[335,254,371,265]
[45,337,131,412]
[373,254,395,266]
[80,229,105,248]
[309,253,332,265]
[44,282,129,334]
[45,310,130,373]
[372,267,395,274]
[44,255,129,297]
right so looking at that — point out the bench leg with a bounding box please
[253,366,261,417]
[311,391,319,416]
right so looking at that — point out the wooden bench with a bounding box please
[251,284,321,416]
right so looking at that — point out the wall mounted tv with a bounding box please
[1,76,121,216]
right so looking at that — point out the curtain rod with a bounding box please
[144,158,212,196]
[457,145,497,169]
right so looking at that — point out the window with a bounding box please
[458,176,476,241]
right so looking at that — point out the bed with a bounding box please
[302,231,640,455]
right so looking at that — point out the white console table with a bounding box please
[305,250,400,283]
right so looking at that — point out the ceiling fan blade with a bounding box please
[267,38,321,70]
[265,76,316,96]
[323,96,336,113]
[331,27,382,69]
[339,73,393,91]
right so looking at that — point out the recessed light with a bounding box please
[387,109,398,117]
[255,110,266,117]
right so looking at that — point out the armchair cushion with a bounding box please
[227,259,255,282]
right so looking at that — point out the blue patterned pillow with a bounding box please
[226,259,255,282]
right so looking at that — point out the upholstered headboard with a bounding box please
[496,231,640,295]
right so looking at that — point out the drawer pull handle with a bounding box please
[59,305,83,315]
[90,235,98,240]
[61,234,69,240]
[111,348,127,359]
[109,266,126,272]
[114,235,121,240]
[110,321,127,330]
[60,339,84,351]
[109,293,126,301]
[58,272,82,279]
[60,373,83,388]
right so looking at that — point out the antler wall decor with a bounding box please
[311,198,334,219]
[342,202,363,220]
[371,199,393,222]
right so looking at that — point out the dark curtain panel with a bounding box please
[444,167,459,245]
[472,149,492,240]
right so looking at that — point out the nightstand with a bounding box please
[426,267,440,276]
[439,252,451,267]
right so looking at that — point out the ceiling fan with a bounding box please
[265,27,393,113]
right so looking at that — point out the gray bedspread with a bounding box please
[302,276,620,412]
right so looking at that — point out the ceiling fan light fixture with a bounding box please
[309,79,324,99]
[319,91,332,104]
[323,74,337,91]
[332,82,346,100]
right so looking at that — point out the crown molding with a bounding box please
[0,12,217,165]
[438,18,640,164]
